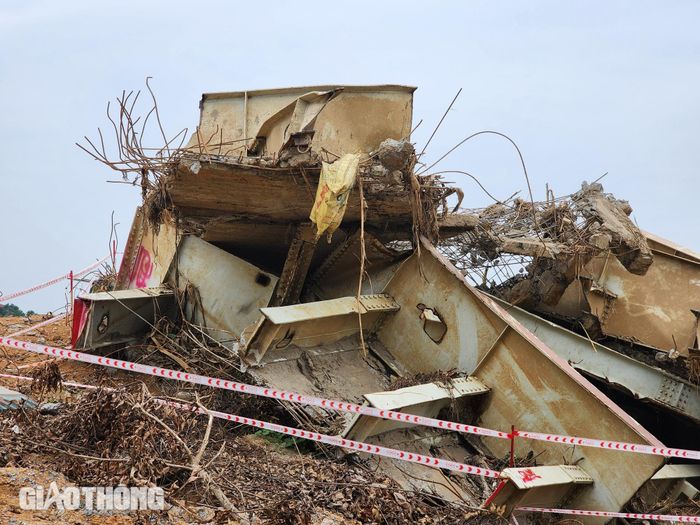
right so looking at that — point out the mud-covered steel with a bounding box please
[345,377,490,441]
[241,294,399,365]
[375,239,664,523]
[487,465,593,517]
[487,293,700,423]
[188,85,415,157]
[74,287,175,349]
[168,236,278,345]
[548,232,700,353]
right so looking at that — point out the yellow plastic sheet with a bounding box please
[309,153,360,238]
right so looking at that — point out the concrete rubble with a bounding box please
[66,84,699,523]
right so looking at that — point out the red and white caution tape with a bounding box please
[0,372,500,479]
[171,401,501,478]
[0,256,109,303]
[1,336,699,461]
[0,336,508,439]
[0,373,100,390]
[517,506,700,523]
[514,429,698,460]
[1,371,694,522]
[6,313,67,338]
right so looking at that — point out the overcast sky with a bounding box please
[1,0,698,312]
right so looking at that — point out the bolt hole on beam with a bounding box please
[255,273,272,287]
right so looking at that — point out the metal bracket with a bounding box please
[343,376,490,441]
[656,377,690,412]
[486,465,593,518]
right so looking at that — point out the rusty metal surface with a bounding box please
[168,236,277,345]
[72,80,700,521]
[473,327,662,518]
[533,230,700,353]
[376,239,665,519]
[305,230,408,300]
[566,246,700,353]
[188,85,415,156]
[75,287,175,349]
[241,295,399,365]
[487,293,700,423]
[377,248,507,373]
[270,223,317,306]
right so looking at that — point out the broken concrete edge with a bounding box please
[571,182,653,276]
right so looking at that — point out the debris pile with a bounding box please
[1,83,698,523]
[441,181,653,307]
[0,380,501,524]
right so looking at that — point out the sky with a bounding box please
[1,0,698,312]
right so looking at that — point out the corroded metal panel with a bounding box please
[585,250,700,353]
[188,85,415,156]
[473,326,662,519]
[75,287,175,349]
[376,240,664,521]
[306,230,408,300]
[488,293,700,423]
[116,209,178,291]
[169,236,277,345]
[538,231,700,353]
[377,249,507,373]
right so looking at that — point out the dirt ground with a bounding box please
[0,316,155,524]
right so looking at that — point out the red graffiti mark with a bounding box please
[313,183,330,210]
[129,246,153,288]
[518,468,542,484]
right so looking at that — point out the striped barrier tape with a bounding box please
[516,506,700,523]
[0,336,507,438]
[1,335,698,461]
[2,315,69,372]
[514,429,697,459]
[6,313,67,338]
[0,372,696,522]
[0,372,97,389]
[169,401,502,478]
[0,372,499,479]
[0,256,109,303]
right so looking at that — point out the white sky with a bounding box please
[1,0,699,312]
